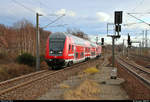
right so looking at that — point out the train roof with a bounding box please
[49,32,98,47]
[49,32,66,39]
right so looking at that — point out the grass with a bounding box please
[63,66,101,100]
[59,83,70,89]
[63,79,100,100]
[83,67,99,75]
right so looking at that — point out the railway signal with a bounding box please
[127,34,132,47]
[115,11,123,36]
[115,25,121,32]
[115,11,123,24]
[101,38,104,45]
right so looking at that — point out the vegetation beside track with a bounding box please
[0,53,48,82]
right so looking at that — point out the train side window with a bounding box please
[69,44,71,51]
[86,47,87,52]
[72,45,74,50]
[81,52,84,58]
[75,53,78,59]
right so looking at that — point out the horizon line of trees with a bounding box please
[0,19,51,57]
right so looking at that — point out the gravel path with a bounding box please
[37,55,129,100]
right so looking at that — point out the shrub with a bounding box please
[40,54,45,62]
[16,53,36,67]
[0,63,35,82]
[0,53,7,59]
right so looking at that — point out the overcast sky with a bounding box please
[0,0,150,46]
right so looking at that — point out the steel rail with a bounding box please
[0,70,47,85]
[116,57,150,87]
[119,57,150,74]
[0,60,91,96]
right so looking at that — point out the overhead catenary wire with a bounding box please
[127,12,150,14]
[131,0,144,12]
[12,0,52,21]
[46,24,68,28]
[12,0,64,23]
[12,0,35,13]
[127,13,150,26]
[42,14,66,29]
[125,0,148,28]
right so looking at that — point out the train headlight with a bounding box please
[50,51,53,54]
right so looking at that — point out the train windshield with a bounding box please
[49,38,65,51]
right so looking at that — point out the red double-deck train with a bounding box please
[45,32,102,69]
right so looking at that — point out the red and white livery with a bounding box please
[45,32,102,69]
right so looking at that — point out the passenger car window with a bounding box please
[69,44,71,51]
[72,45,74,50]
[75,53,78,59]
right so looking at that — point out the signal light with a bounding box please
[115,25,121,32]
[127,34,131,46]
[114,11,123,24]
[101,38,104,45]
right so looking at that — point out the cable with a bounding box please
[127,12,150,14]
[42,14,65,28]
[11,0,55,22]
[12,0,35,13]
[30,0,58,17]
[46,24,68,28]
[127,13,150,26]
[131,0,144,12]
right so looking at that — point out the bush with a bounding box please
[16,53,36,67]
[0,53,6,59]
[40,54,45,62]
[0,63,35,82]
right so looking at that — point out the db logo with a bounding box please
[54,56,56,58]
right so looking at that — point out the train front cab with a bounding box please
[45,32,69,69]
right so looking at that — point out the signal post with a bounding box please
[107,11,123,79]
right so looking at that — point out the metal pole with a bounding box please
[36,13,40,71]
[96,36,98,44]
[142,30,144,55]
[112,36,115,67]
[127,46,128,58]
[139,42,141,56]
[122,39,124,55]
[145,29,148,49]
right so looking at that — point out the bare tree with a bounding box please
[0,19,51,57]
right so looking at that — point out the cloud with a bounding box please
[96,12,111,22]
[55,9,76,17]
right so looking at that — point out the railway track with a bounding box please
[116,56,150,88]
[0,57,105,100]
[129,54,150,68]
[129,54,150,63]
[0,70,47,93]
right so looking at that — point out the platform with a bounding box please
[37,66,129,100]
